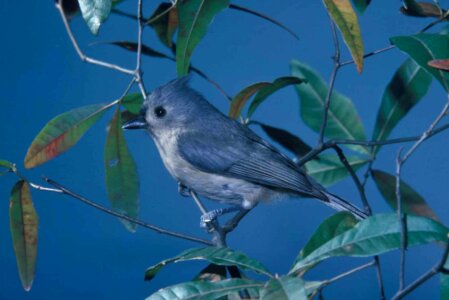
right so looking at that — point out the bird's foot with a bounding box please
[200,206,241,229]
[177,182,191,197]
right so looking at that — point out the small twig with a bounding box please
[392,237,449,300]
[55,0,134,76]
[222,207,254,234]
[340,45,395,67]
[395,148,407,291]
[44,178,213,246]
[325,260,375,286]
[135,0,147,98]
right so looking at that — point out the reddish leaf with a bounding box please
[428,59,449,72]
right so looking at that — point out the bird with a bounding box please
[122,77,367,226]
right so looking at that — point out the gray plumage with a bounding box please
[123,77,367,220]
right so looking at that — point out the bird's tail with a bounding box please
[322,192,368,220]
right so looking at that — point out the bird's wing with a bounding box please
[177,124,323,198]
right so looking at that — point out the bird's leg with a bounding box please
[200,206,242,229]
[177,182,191,197]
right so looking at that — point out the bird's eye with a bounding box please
[154,106,166,118]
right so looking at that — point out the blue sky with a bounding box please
[1,0,449,299]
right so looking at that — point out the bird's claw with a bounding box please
[177,182,191,197]
[200,211,218,229]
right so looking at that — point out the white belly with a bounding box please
[152,129,280,208]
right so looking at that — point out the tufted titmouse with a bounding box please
[123,77,367,225]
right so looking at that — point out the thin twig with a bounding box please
[44,178,213,246]
[392,237,449,300]
[222,207,254,234]
[135,0,147,98]
[55,0,134,75]
[395,148,407,291]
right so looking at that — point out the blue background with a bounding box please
[1,0,449,299]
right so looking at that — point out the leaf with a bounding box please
[371,170,439,221]
[247,76,305,118]
[291,60,368,154]
[9,180,38,291]
[104,109,139,232]
[146,278,263,300]
[429,59,449,72]
[253,122,312,158]
[372,59,432,153]
[148,3,179,48]
[260,276,308,300]
[304,154,368,187]
[300,212,359,261]
[176,0,230,76]
[145,247,272,281]
[351,0,371,14]
[24,104,110,168]
[323,0,364,73]
[121,93,144,114]
[101,41,175,60]
[77,0,112,35]
[229,82,271,119]
[400,1,443,18]
[391,34,449,91]
[0,159,14,169]
[193,264,227,282]
[441,260,449,300]
[289,213,448,273]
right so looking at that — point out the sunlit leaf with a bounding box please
[146,278,263,300]
[300,212,359,261]
[247,76,305,118]
[305,154,367,187]
[371,170,439,221]
[253,122,312,158]
[24,104,110,168]
[77,0,112,35]
[148,3,179,48]
[291,60,368,154]
[121,93,144,115]
[429,59,449,72]
[351,0,371,14]
[289,213,448,273]
[391,34,449,91]
[323,0,364,73]
[229,82,270,119]
[145,247,272,281]
[176,0,229,76]
[400,0,443,18]
[9,180,38,292]
[193,264,227,282]
[372,59,432,153]
[105,109,139,232]
[260,276,307,300]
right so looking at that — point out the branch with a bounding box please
[43,178,213,246]
[395,148,407,291]
[55,0,135,76]
[135,0,147,98]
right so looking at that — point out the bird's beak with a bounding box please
[122,114,147,130]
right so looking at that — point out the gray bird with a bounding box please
[123,77,367,226]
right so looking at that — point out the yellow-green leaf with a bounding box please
[323,0,364,73]
[229,82,270,119]
[9,180,38,291]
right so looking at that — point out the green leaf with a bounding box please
[323,0,364,73]
[260,276,308,300]
[299,212,359,261]
[0,159,14,169]
[78,0,112,35]
[372,59,432,153]
[351,0,371,14]
[176,0,229,76]
[391,34,449,91]
[371,170,439,221]
[291,60,368,154]
[105,109,139,232]
[148,3,179,48]
[121,93,144,115]
[229,82,271,119]
[9,180,38,292]
[146,278,263,300]
[304,154,368,187]
[429,59,449,72]
[289,213,448,273]
[145,247,273,281]
[254,122,313,158]
[247,76,305,118]
[441,260,449,300]
[24,104,110,168]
